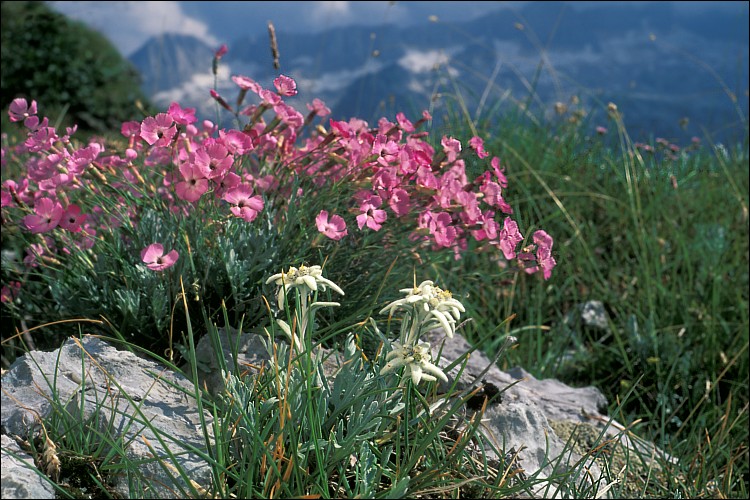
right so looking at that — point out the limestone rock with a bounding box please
[190,327,343,396]
[1,434,55,499]
[425,328,675,497]
[1,336,214,499]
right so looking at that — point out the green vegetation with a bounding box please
[434,96,749,498]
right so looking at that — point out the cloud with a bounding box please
[313,1,352,18]
[295,60,385,94]
[49,1,219,56]
[308,1,409,30]
[151,70,221,113]
[398,48,457,75]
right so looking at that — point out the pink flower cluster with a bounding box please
[2,46,555,292]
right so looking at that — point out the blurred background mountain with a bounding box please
[3,1,748,143]
[126,1,748,144]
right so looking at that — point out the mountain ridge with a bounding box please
[128,2,748,144]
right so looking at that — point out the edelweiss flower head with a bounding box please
[379,280,434,316]
[380,341,448,386]
[380,280,465,338]
[265,264,344,310]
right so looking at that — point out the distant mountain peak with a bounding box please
[130,33,216,96]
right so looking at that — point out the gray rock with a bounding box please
[480,401,605,498]
[189,326,273,396]
[574,301,611,332]
[190,327,343,396]
[425,329,675,497]
[1,434,55,499]
[1,336,214,499]
[427,330,608,421]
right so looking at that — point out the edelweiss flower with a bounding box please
[380,342,448,386]
[265,264,344,310]
[380,280,465,338]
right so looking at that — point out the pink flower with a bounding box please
[274,102,304,128]
[396,146,419,176]
[456,190,482,223]
[429,211,457,247]
[441,136,462,163]
[8,98,37,122]
[273,75,297,96]
[480,177,513,214]
[490,157,508,188]
[201,120,218,135]
[69,144,102,174]
[356,195,387,231]
[8,98,46,131]
[22,115,49,133]
[371,168,399,194]
[194,143,233,179]
[529,230,556,280]
[219,130,254,155]
[635,142,654,153]
[316,210,348,240]
[24,126,58,152]
[222,184,264,222]
[471,210,499,241]
[175,162,209,202]
[388,188,410,217]
[24,243,46,268]
[416,165,439,190]
[596,126,608,135]
[58,204,87,232]
[3,179,32,206]
[141,243,179,271]
[168,102,197,125]
[213,171,241,198]
[121,121,142,141]
[1,281,21,304]
[498,217,523,260]
[140,113,177,147]
[469,136,489,159]
[259,88,281,106]
[23,197,63,234]
[329,119,354,139]
[232,75,262,94]
[0,190,11,208]
[249,174,278,193]
[306,98,331,117]
[396,112,415,133]
[214,44,228,60]
[373,135,400,166]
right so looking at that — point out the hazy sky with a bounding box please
[48,1,514,56]
[48,1,747,57]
